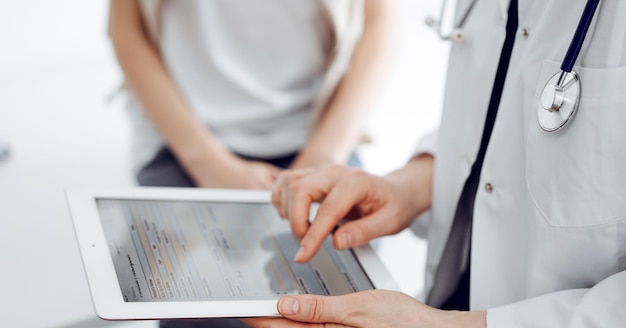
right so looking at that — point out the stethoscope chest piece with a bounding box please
[537,71,581,132]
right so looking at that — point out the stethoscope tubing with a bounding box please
[539,0,601,132]
[428,0,602,132]
[451,0,478,33]
[561,0,601,73]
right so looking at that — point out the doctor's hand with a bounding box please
[272,154,434,263]
[242,289,486,328]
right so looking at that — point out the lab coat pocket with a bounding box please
[526,60,626,227]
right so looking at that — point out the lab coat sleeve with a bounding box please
[407,130,438,239]
[486,270,626,327]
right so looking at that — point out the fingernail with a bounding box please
[278,297,299,315]
[338,232,352,249]
[294,246,305,262]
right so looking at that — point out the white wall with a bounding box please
[0,1,448,327]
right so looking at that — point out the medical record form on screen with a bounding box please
[96,199,374,302]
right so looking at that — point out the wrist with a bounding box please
[441,310,487,328]
[176,144,240,180]
[385,154,434,217]
[291,148,344,170]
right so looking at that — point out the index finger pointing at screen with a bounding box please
[293,176,368,263]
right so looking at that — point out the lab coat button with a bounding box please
[485,183,494,193]
[521,27,530,39]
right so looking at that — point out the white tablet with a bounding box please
[66,188,399,320]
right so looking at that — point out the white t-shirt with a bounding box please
[127,0,334,172]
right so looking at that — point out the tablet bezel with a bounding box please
[66,187,400,320]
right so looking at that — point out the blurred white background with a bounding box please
[0,1,448,327]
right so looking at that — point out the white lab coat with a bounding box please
[420,0,626,326]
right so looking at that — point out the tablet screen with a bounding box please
[96,199,374,303]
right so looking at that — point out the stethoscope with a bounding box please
[425,0,477,43]
[426,0,601,132]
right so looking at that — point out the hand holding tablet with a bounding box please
[67,188,399,320]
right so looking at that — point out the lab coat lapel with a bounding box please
[498,0,510,21]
